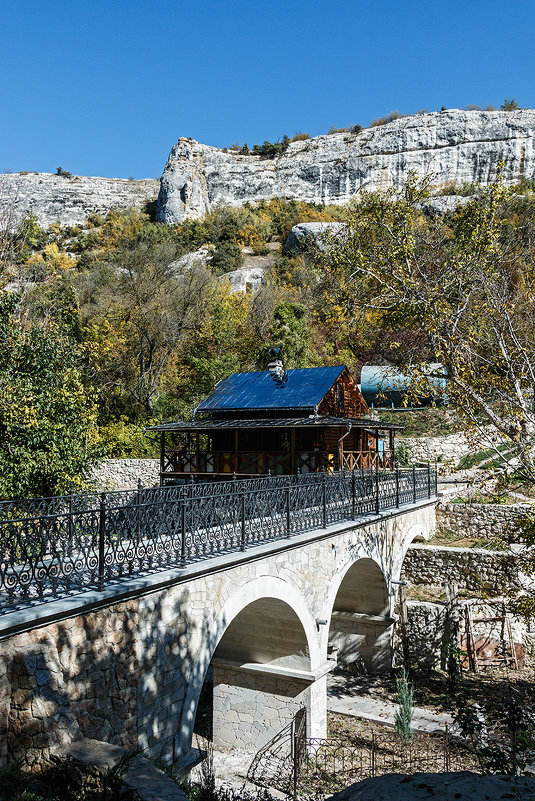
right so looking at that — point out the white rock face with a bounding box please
[223,266,265,293]
[284,222,346,253]
[157,110,535,223]
[0,172,159,229]
[167,246,211,274]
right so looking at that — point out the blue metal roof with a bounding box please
[196,366,346,413]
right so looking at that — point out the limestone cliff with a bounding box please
[0,172,159,229]
[4,110,535,230]
[156,109,535,223]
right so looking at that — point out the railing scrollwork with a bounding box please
[0,466,436,615]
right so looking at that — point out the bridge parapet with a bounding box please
[0,468,436,617]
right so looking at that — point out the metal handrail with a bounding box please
[0,467,437,615]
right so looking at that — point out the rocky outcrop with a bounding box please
[329,772,535,801]
[156,110,535,223]
[6,110,535,230]
[224,266,264,293]
[168,246,211,274]
[0,172,159,229]
[284,221,346,253]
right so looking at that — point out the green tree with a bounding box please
[268,302,320,368]
[0,294,98,499]
[328,175,535,479]
[83,240,220,418]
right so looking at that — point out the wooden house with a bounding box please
[145,360,398,484]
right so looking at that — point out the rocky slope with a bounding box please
[0,172,159,228]
[156,109,535,223]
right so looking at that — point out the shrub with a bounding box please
[252,139,287,159]
[327,125,351,134]
[438,181,478,197]
[251,240,269,256]
[209,240,243,273]
[464,104,497,111]
[55,166,73,178]
[97,417,159,458]
[394,668,414,741]
[369,110,405,127]
[395,442,411,467]
[501,98,521,111]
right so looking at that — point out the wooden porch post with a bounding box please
[160,432,165,486]
[389,430,395,469]
[375,427,379,469]
[234,429,239,474]
[291,428,296,474]
[195,432,200,474]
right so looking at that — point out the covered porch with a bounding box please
[146,417,398,484]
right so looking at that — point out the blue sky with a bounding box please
[2,0,534,179]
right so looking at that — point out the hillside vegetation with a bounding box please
[1,178,535,497]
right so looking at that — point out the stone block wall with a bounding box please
[329,612,394,673]
[397,600,531,670]
[88,459,160,490]
[394,601,447,670]
[212,665,309,751]
[401,543,518,593]
[397,432,471,465]
[0,601,139,770]
[437,501,531,540]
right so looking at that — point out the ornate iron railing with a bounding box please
[0,467,437,615]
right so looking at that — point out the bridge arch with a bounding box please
[405,521,430,544]
[324,556,394,674]
[178,576,322,756]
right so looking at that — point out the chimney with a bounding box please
[267,347,288,386]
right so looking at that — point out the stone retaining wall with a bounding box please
[397,432,470,465]
[401,543,517,593]
[437,501,532,540]
[0,602,139,769]
[88,459,160,490]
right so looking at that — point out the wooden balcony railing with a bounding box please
[341,450,394,470]
[163,449,392,477]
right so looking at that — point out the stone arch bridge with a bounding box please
[0,470,435,768]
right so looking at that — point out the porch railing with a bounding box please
[165,449,393,477]
[0,467,437,615]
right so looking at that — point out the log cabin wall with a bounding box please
[324,426,345,455]
[317,369,369,418]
